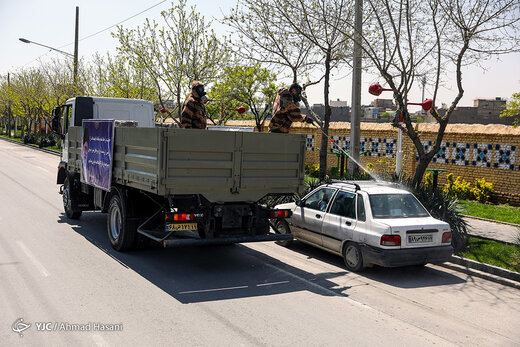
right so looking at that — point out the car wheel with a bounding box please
[342,242,364,272]
[107,191,137,252]
[63,176,82,219]
[274,220,293,247]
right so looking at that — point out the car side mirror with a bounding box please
[295,200,302,207]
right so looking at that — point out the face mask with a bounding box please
[194,85,206,98]
[293,94,302,103]
[201,95,208,103]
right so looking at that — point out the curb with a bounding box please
[462,214,520,228]
[442,255,520,289]
[0,136,60,156]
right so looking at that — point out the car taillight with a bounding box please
[165,213,195,221]
[380,234,401,246]
[442,232,452,243]
[269,209,291,218]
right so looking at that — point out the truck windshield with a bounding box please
[369,194,429,218]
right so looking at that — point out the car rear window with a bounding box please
[369,193,429,218]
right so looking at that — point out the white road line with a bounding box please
[178,285,249,294]
[256,281,290,287]
[36,166,50,173]
[92,333,111,347]
[264,263,375,311]
[16,241,50,277]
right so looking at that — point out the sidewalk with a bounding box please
[464,217,520,243]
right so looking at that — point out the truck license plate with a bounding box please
[167,223,197,232]
[408,234,433,243]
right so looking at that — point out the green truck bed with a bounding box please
[66,126,306,202]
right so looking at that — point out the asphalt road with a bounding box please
[1,139,519,346]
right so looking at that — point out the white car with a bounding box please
[274,181,453,271]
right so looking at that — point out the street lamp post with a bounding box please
[19,6,79,95]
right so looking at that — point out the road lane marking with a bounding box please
[16,241,50,277]
[264,262,375,311]
[178,285,248,294]
[256,281,290,287]
[37,166,50,173]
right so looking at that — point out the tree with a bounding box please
[334,0,520,185]
[224,0,316,84]
[501,91,520,126]
[114,0,231,124]
[86,53,157,101]
[272,0,354,179]
[207,65,278,130]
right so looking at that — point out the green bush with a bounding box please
[306,164,320,178]
[471,178,493,203]
[443,173,471,199]
[424,171,433,189]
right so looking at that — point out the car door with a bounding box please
[291,187,337,246]
[321,190,358,253]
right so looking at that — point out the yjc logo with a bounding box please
[12,318,31,337]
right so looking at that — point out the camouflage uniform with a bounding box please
[181,81,207,129]
[268,88,308,133]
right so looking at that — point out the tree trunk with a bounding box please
[413,155,433,188]
[319,52,332,180]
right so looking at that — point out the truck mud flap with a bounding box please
[161,233,293,248]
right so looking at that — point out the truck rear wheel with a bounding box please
[274,220,293,247]
[107,191,137,251]
[63,176,82,219]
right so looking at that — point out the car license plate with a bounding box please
[166,223,197,232]
[408,234,433,243]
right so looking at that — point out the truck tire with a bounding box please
[274,220,293,247]
[63,176,82,219]
[342,242,365,272]
[107,191,137,252]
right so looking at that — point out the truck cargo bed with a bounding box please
[66,126,306,202]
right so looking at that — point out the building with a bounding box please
[438,97,513,125]
[302,100,351,122]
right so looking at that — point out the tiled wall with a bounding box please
[226,121,520,205]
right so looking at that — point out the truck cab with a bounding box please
[52,96,155,161]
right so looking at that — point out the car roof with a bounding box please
[324,180,412,195]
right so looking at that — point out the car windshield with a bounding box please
[368,193,429,218]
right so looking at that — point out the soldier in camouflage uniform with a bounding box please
[268,83,313,133]
[181,81,208,129]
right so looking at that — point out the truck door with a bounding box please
[321,191,357,253]
[291,187,336,246]
[61,105,72,162]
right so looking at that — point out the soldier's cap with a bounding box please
[289,83,302,93]
[191,81,204,89]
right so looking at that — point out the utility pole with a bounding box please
[7,73,11,138]
[349,0,363,177]
[421,76,426,120]
[73,6,79,96]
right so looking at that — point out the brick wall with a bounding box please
[226,121,520,205]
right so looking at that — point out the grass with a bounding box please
[0,133,60,152]
[0,134,23,143]
[459,237,520,273]
[458,200,520,225]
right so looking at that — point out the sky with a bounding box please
[1,0,519,110]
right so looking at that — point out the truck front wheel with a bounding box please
[107,192,137,251]
[63,176,82,219]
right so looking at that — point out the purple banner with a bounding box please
[81,120,114,192]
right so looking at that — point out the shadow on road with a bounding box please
[283,241,466,289]
[59,212,351,304]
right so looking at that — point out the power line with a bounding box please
[58,0,168,49]
[19,0,168,67]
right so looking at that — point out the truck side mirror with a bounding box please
[51,107,63,138]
